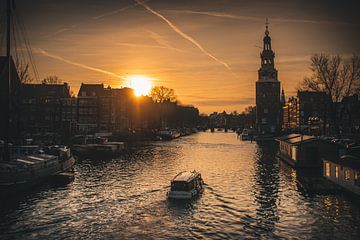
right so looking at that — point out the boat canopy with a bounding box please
[172,171,200,183]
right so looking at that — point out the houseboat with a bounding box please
[276,134,323,168]
[323,146,360,196]
[168,171,204,200]
[0,144,75,194]
[71,136,125,158]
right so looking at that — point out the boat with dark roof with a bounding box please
[168,171,204,200]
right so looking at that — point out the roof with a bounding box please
[21,83,71,98]
[297,91,327,99]
[78,83,104,97]
[276,134,301,142]
[286,135,317,145]
[172,171,200,182]
[277,134,317,145]
[347,146,360,158]
[324,154,360,171]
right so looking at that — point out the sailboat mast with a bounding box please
[3,0,12,161]
[7,0,11,57]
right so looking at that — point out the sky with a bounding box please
[1,0,360,113]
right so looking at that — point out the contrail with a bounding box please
[46,0,151,38]
[36,48,123,79]
[116,42,182,52]
[164,10,352,25]
[134,0,237,78]
[93,0,151,20]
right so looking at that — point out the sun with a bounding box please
[125,75,153,96]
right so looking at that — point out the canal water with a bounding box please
[0,132,359,239]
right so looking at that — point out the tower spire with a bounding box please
[265,17,269,36]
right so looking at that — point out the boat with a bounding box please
[71,136,126,158]
[0,0,75,195]
[157,129,180,140]
[240,128,251,140]
[239,128,256,141]
[0,144,75,194]
[168,171,204,200]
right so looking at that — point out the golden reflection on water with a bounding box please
[0,132,359,239]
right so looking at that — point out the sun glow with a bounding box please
[125,75,153,96]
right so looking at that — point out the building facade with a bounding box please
[20,83,73,142]
[256,21,281,135]
[297,91,328,132]
[77,84,136,134]
[283,97,299,130]
[282,91,328,134]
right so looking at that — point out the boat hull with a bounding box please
[0,156,75,195]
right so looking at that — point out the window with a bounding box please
[325,162,331,177]
[355,171,360,187]
[345,168,350,181]
[261,118,267,124]
[335,166,339,179]
[291,146,297,161]
[264,108,268,113]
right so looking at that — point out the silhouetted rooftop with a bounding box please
[22,83,71,98]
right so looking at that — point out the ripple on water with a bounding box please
[0,132,359,239]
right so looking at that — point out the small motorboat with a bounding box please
[168,171,204,200]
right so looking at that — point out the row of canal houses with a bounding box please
[277,134,360,196]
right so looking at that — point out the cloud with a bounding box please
[116,42,181,51]
[164,10,352,25]
[181,95,254,106]
[93,0,151,20]
[45,0,151,38]
[147,30,183,52]
[35,48,123,79]
[134,0,238,79]
[191,98,254,106]
[45,25,78,38]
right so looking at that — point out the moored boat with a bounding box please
[0,144,75,194]
[71,136,126,158]
[168,171,204,200]
[157,129,180,140]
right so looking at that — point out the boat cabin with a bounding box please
[168,171,204,199]
[323,146,360,196]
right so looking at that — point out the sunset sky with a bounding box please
[2,0,360,113]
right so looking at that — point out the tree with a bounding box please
[42,75,62,84]
[15,60,33,83]
[300,54,360,102]
[300,53,360,134]
[150,86,177,103]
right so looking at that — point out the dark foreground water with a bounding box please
[1,132,360,239]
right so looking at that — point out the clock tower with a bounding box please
[256,19,281,135]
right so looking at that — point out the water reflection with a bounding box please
[252,141,280,237]
[0,132,359,239]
